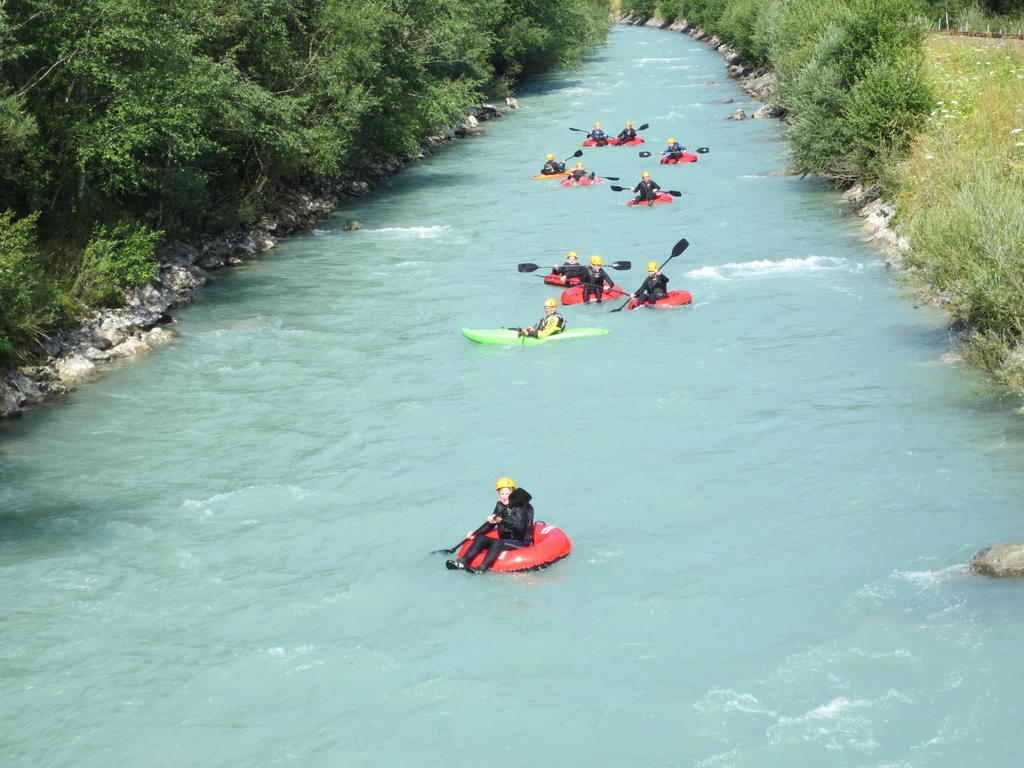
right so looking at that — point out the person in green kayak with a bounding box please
[540,153,566,175]
[447,477,535,573]
[581,255,616,303]
[632,171,661,206]
[552,251,586,283]
[631,261,670,305]
[519,298,565,339]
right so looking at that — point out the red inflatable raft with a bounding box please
[627,289,693,310]
[582,137,646,147]
[560,176,601,186]
[561,284,626,304]
[456,523,572,572]
[660,153,698,164]
[544,271,581,287]
[626,192,674,206]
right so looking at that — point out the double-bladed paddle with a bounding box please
[517,261,631,273]
[610,238,689,313]
[609,185,683,197]
[638,147,709,158]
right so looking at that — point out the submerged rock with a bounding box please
[971,543,1024,576]
[728,109,747,121]
[342,220,363,231]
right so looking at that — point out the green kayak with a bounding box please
[461,328,610,346]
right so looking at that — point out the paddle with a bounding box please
[638,147,709,158]
[610,238,689,313]
[517,261,631,273]
[564,149,583,162]
[433,488,533,555]
[609,185,683,197]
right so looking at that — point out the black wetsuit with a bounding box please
[582,265,615,303]
[524,311,565,338]
[555,262,587,283]
[541,160,566,175]
[617,128,637,142]
[635,273,669,304]
[632,178,661,204]
[461,498,535,571]
[569,168,592,181]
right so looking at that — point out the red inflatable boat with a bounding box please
[626,192,674,206]
[582,137,646,147]
[560,176,601,186]
[561,284,626,304]
[455,523,572,572]
[660,153,698,164]
[544,272,582,287]
[627,289,693,310]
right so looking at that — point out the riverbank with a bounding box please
[0,105,505,419]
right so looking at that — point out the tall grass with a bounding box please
[895,36,1024,387]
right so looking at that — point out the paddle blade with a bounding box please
[666,190,683,197]
[517,263,540,272]
[573,149,583,157]
[603,176,620,181]
[569,126,586,132]
[697,147,710,154]
[671,238,690,258]
[609,185,626,192]
[638,151,652,158]
[610,261,632,270]
[637,123,649,131]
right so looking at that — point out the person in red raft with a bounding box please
[632,171,661,206]
[631,261,670,305]
[616,121,638,143]
[447,478,534,573]
[582,254,616,303]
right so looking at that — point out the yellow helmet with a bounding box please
[668,138,676,144]
[496,477,515,490]
[642,171,650,178]
[593,121,601,127]
[590,255,602,266]
[626,121,633,127]
[543,298,557,308]
[546,153,554,161]
[576,161,584,168]
[567,251,578,260]
[647,261,658,272]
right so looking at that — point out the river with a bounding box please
[2,23,1023,768]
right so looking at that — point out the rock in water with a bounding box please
[971,543,1024,576]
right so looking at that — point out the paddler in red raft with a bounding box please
[631,261,670,305]
[631,171,662,206]
[447,478,535,574]
[661,137,687,161]
[581,255,616,303]
[539,153,566,176]
[518,298,565,339]
[616,121,638,143]
[552,251,586,284]
[586,121,610,146]
[566,160,594,183]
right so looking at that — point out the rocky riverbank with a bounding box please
[0,104,505,419]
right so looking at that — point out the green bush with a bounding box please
[0,210,59,363]
[71,222,162,307]
[621,0,660,17]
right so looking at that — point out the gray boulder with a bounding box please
[971,543,1024,576]
[728,109,747,121]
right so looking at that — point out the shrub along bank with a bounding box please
[621,0,1024,396]
[0,0,610,365]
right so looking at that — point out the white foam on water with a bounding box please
[633,57,688,63]
[361,225,450,239]
[687,255,855,280]
[892,563,969,588]
[696,688,777,716]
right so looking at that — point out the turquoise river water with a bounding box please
[3,24,1024,768]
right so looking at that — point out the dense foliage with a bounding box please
[0,0,609,363]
